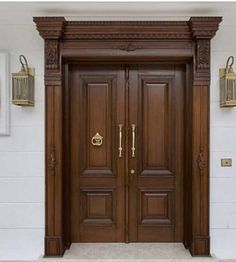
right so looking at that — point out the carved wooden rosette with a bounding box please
[33,16,222,257]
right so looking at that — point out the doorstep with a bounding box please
[38,243,219,262]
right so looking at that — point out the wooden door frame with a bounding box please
[33,17,222,257]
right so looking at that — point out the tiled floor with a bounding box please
[39,243,219,262]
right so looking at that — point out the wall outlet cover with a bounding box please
[221,158,232,167]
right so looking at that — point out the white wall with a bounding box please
[0,2,236,261]
[0,23,45,261]
[210,22,236,259]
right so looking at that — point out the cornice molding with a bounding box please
[66,21,188,25]
[34,16,222,41]
[189,16,222,39]
[64,20,191,40]
[63,33,191,40]
[33,17,65,39]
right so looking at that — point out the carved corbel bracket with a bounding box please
[33,17,65,70]
[189,17,222,71]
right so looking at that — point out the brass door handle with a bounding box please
[131,124,136,158]
[118,124,123,158]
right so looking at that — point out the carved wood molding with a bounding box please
[49,149,57,175]
[34,17,222,42]
[196,39,210,70]
[116,42,143,52]
[64,20,191,40]
[189,17,222,39]
[189,17,222,71]
[197,149,206,172]
[64,32,192,40]
[33,17,65,39]
[34,17,65,70]
[45,39,59,70]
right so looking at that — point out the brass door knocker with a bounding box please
[91,132,103,146]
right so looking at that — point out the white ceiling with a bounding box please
[0,2,234,24]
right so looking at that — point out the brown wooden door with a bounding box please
[128,65,185,242]
[70,64,126,242]
[69,63,184,243]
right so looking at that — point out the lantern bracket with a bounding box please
[12,55,35,107]
[226,56,234,73]
[18,55,35,76]
[219,56,236,107]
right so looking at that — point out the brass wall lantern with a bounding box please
[12,55,35,106]
[219,56,236,107]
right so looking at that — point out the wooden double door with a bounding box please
[69,63,185,243]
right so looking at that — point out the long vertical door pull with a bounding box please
[131,124,136,158]
[118,124,123,158]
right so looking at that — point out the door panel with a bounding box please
[70,65,125,242]
[142,78,173,173]
[80,189,115,224]
[86,82,112,168]
[69,63,184,243]
[129,65,184,242]
[82,78,114,174]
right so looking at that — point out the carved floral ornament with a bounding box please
[49,149,56,175]
[116,42,143,52]
[196,39,210,69]
[197,149,206,172]
[45,39,59,70]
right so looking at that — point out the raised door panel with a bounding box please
[80,189,116,224]
[142,78,173,175]
[87,82,111,168]
[81,77,116,176]
[140,190,172,224]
